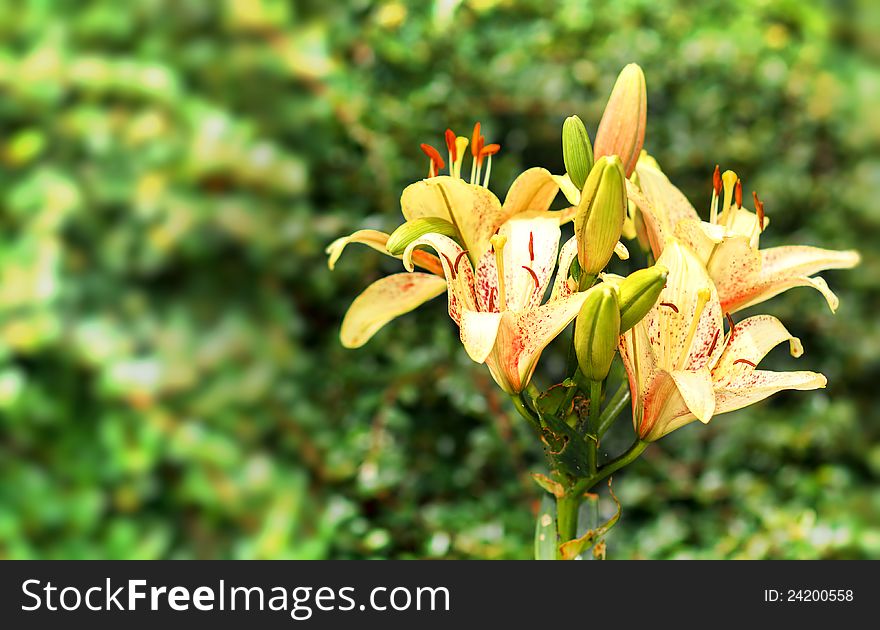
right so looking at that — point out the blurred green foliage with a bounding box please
[0,0,877,559]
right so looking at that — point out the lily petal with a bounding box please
[502,167,561,219]
[326,229,390,270]
[340,273,447,348]
[326,228,443,275]
[486,291,590,393]
[499,212,561,311]
[714,370,827,416]
[552,173,582,207]
[400,176,504,264]
[761,245,861,279]
[669,368,716,424]
[460,309,503,364]
[712,315,803,386]
[651,240,723,372]
[550,235,579,302]
[632,161,700,257]
[403,233,477,324]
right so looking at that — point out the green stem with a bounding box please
[555,494,580,556]
[596,383,631,438]
[587,379,602,473]
[511,394,540,432]
[570,439,649,497]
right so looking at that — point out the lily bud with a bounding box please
[562,115,594,189]
[574,155,627,277]
[593,63,647,177]
[618,264,668,332]
[574,284,621,382]
[386,217,459,255]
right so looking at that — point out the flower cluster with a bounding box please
[327,63,859,557]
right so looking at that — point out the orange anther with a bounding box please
[713,165,722,196]
[420,143,445,173]
[445,128,457,162]
[471,122,482,158]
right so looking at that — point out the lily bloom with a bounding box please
[618,239,827,441]
[627,156,860,313]
[327,125,578,348]
[403,211,595,394]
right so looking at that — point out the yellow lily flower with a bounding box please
[327,125,579,349]
[402,212,595,394]
[619,239,827,441]
[628,155,860,313]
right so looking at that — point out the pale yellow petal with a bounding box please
[460,309,503,364]
[550,235,579,302]
[552,173,581,206]
[501,167,561,218]
[713,370,827,416]
[712,315,803,386]
[403,233,477,324]
[400,176,504,263]
[486,291,590,393]
[326,229,389,270]
[340,273,447,348]
[633,161,700,256]
[761,245,860,278]
[669,368,715,424]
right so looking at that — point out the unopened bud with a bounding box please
[593,63,647,177]
[574,284,621,382]
[618,264,668,332]
[562,115,594,189]
[386,217,459,255]
[574,155,627,276]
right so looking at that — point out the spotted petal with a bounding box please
[401,176,504,264]
[714,370,826,416]
[711,315,804,387]
[483,291,590,393]
[403,233,477,324]
[340,273,447,348]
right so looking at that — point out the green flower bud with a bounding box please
[574,155,627,277]
[385,217,459,255]
[562,115,594,189]
[574,284,621,382]
[618,264,668,332]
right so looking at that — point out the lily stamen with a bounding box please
[490,234,508,311]
[469,122,481,185]
[660,302,679,313]
[528,231,535,262]
[708,328,720,356]
[481,143,500,188]
[733,358,757,368]
[445,128,457,173]
[440,252,457,280]
[710,165,721,224]
[454,250,469,275]
[420,143,445,178]
[678,287,711,370]
[735,179,743,209]
[522,265,540,291]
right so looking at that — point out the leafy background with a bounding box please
[0,0,877,559]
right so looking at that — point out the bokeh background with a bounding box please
[0,0,877,559]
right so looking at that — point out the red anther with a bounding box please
[708,329,720,355]
[528,232,535,262]
[453,250,469,274]
[480,143,501,157]
[440,252,456,280]
[420,143,445,173]
[725,312,736,336]
[476,135,486,165]
[660,302,679,313]
[713,165,722,196]
[752,191,765,231]
[733,358,757,368]
[488,286,497,312]
[445,128,457,162]
[471,122,482,158]
[735,179,743,208]
[522,265,540,291]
